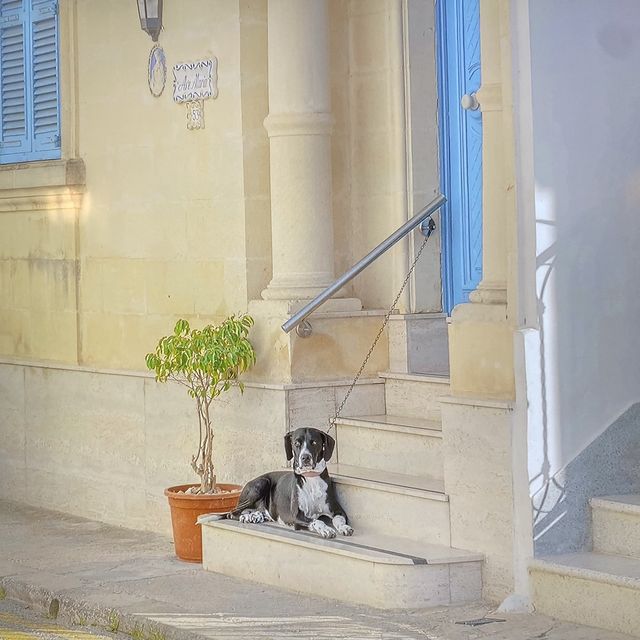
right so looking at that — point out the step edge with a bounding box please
[335,415,443,437]
[204,520,482,565]
[379,371,450,384]
[332,471,448,501]
[387,312,448,320]
[204,521,412,565]
[530,556,640,589]
[591,496,640,516]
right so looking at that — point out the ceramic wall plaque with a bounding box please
[173,58,218,103]
[148,45,167,97]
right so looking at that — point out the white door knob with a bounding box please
[461,93,480,111]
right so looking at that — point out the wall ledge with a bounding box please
[0,357,383,390]
[440,394,515,411]
[0,158,85,213]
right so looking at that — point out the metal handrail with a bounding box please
[281,193,447,334]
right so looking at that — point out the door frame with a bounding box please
[436,0,455,314]
[436,0,482,314]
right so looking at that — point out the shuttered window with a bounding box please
[0,0,60,163]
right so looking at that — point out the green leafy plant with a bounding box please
[147,629,166,640]
[131,624,145,640]
[108,612,120,633]
[145,315,256,494]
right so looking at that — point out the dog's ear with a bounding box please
[321,431,336,461]
[284,432,294,461]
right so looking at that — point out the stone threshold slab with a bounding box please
[440,395,515,410]
[203,520,482,566]
[591,495,640,515]
[378,371,450,384]
[531,552,640,587]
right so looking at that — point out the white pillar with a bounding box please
[261,0,336,300]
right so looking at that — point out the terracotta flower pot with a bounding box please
[165,483,242,562]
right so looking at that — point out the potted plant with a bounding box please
[145,314,256,562]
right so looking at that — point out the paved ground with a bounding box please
[0,500,634,640]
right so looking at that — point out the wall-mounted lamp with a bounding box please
[137,0,163,42]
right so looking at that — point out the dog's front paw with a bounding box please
[337,524,354,536]
[310,520,336,538]
[332,515,353,536]
[239,511,265,524]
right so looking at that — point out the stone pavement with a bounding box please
[0,500,633,640]
[0,599,123,640]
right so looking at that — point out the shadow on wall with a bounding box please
[532,402,640,555]
[525,0,640,556]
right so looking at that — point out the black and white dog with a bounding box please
[225,427,353,539]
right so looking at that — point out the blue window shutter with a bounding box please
[0,0,30,160]
[30,0,59,155]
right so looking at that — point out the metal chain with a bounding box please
[327,219,436,433]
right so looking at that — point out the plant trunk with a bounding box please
[202,398,216,493]
[193,396,217,494]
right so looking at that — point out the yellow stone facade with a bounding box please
[0,0,532,606]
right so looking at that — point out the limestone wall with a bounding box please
[0,361,382,532]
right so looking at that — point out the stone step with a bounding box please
[591,495,640,559]
[530,552,640,637]
[335,414,443,478]
[202,519,482,609]
[329,463,450,543]
[380,372,450,421]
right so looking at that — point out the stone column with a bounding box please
[261,0,336,300]
[448,0,515,399]
[444,0,533,607]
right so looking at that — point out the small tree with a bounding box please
[145,315,256,494]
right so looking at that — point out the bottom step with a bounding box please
[202,520,482,609]
[530,553,640,637]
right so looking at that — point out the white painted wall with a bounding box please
[520,0,640,496]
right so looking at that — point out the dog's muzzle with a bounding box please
[295,458,326,478]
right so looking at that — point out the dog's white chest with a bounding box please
[297,477,329,518]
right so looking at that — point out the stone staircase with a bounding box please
[202,332,485,608]
[530,495,640,636]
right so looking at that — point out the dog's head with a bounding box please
[284,427,335,476]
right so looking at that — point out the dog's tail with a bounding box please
[197,481,264,526]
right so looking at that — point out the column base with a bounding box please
[246,298,387,384]
[448,297,514,398]
[261,272,342,302]
[469,281,508,305]
[252,297,362,315]
[261,285,346,302]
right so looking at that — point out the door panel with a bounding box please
[437,0,483,312]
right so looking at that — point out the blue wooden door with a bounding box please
[437,0,483,312]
